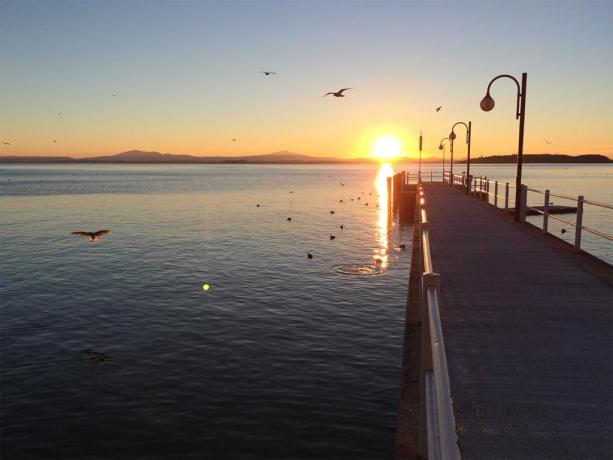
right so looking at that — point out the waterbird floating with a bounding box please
[330,210,335,214]
[323,88,351,98]
[71,230,110,242]
[287,217,292,222]
[340,225,344,230]
[330,235,335,240]
[83,349,110,364]
[307,252,313,259]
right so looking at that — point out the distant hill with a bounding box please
[1,151,610,164]
[461,154,611,164]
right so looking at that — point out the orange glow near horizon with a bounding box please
[374,163,394,268]
[371,135,403,160]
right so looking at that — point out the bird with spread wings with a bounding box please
[323,88,352,98]
[71,230,110,242]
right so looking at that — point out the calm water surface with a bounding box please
[1,163,611,459]
[1,164,412,459]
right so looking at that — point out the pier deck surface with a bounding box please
[423,183,612,460]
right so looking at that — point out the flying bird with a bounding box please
[71,229,110,242]
[2,141,10,146]
[53,139,57,143]
[436,106,442,112]
[323,88,352,98]
[58,112,62,116]
[112,93,118,97]
[260,71,277,76]
[232,138,237,142]
[544,138,553,144]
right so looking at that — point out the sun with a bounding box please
[372,135,403,160]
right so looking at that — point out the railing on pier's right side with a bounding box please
[462,176,613,252]
[416,184,461,460]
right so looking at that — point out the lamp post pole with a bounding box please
[481,72,527,221]
[438,137,450,182]
[450,121,472,194]
[419,131,423,181]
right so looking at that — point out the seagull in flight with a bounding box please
[113,93,118,97]
[323,88,352,98]
[232,138,237,142]
[71,229,110,242]
[544,138,553,144]
[436,106,442,112]
[58,112,62,116]
[2,141,10,146]
[260,71,277,76]
[53,139,57,143]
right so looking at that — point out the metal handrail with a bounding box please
[447,175,613,252]
[418,184,461,460]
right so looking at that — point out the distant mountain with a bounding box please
[461,154,611,164]
[2,151,610,164]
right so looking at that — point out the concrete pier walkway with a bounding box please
[422,183,612,459]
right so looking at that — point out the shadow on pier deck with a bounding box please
[396,182,612,460]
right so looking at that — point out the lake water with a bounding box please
[1,163,413,459]
[0,162,611,459]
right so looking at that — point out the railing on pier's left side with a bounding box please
[416,184,461,460]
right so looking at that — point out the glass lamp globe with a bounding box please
[480,95,495,111]
[449,131,457,141]
[438,144,443,150]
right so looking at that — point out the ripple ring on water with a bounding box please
[335,264,384,276]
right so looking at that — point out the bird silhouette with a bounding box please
[339,225,344,230]
[339,199,343,203]
[307,252,313,259]
[71,229,110,242]
[436,106,442,112]
[561,229,567,234]
[330,210,335,214]
[2,141,10,146]
[260,71,277,76]
[544,138,553,144]
[329,235,335,240]
[53,139,57,143]
[83,349,110,364]
[113,93,118,97]
[397,243,406,250]
[232,138,237,142]
[57,112,62,116]
[323,88,352,98]
[287,217,292,222]
[256,204,260,207]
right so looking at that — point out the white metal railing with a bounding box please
[417,185,461,460]
[461,176,613,252]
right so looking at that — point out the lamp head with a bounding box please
[449,131,457,141]
[438,144,443,150]
[480,94,495,111]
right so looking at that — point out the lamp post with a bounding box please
[418,131,423,181]
[449,121,471,194]
[480,73,527,221]
[438,137,450,182]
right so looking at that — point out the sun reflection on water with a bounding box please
[374,163,395,268]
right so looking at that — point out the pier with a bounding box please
[395,178,612,460]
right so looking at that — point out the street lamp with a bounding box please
[450,121,472,194]
[481,73,527,221]
[438,137,450,182]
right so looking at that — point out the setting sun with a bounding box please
[372,136,403,160]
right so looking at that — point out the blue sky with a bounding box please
[1,0,612,157]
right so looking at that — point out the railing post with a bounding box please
[575,196,584,250]
[431,170,433,182]
[467,175,472,196]
[485,177,489,202]
[505,182,509,210]
[519,185,528,222]
[543,190,550,234]
[494,181,499,208]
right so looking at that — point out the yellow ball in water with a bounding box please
[202,284,210,291]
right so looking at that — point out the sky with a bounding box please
[1,0,612,159]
